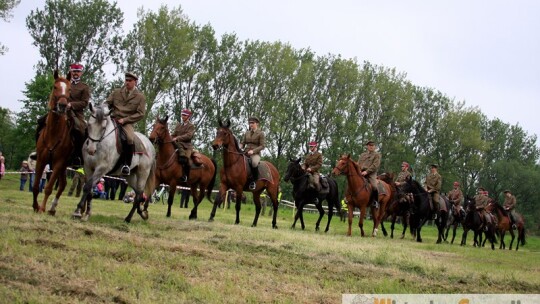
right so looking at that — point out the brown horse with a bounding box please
[149,116,217,219]
[486,201,526,251]
[32,70,73,215]
[210,119,280,228]
[377,172,409,239]
[332,154,390,237]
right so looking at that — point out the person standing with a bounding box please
[0,153,5,181]
[357,140,381,208]
[27,152,37,192]
[180,188,191,208]
[240,117,265,190]
[302,141,323,195]
[19,160,31,191]
[424,164,442,215]
[68,167,86,197]
[39,164,49,192]
[171,108,195,182]
[503,190,518,229]
[106,72,146,175]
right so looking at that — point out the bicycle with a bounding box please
[151,184,170,204]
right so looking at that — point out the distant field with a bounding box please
[1,177,539,303]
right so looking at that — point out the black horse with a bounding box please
[461,197,497,250]
[377,173,410,239]
[444,203,465,244]
[401,176,449,243]
[283,158,340,232]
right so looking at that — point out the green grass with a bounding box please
[0,177,539,303]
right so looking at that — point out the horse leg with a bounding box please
[359,205,367,237]
[189,185,203,220]
[291,202,300,229]
[324,201,334,233]
[450,224,457,244]
[209,188,226,222]
[299,204,306,230]
[165,184,176,218]
[508,229,515,250]
[370,207,379,237]
[49,169,67,216]
[32,162,45,212]
[250,192,261,227]
[461,229,468,246]
[269,189,279,229]
[125,192,142,223]
[389,215,396,238]
[347,205,353,236]
[314,202,324,231]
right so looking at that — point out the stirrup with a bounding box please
[180,176,188,183]
[121,165,131,176]
[512,224,517,230]
[249,182,256,190]
[313,197,319,204]
[372,200,379,209]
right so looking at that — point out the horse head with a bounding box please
[331,154,352,176]
[149,115,169,145]
[50,69,71,114]
[86,103,111,156]
[283,157,303,182]
[212,119,234,150]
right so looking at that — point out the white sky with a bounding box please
[1,0,539,140]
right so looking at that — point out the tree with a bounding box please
[26,0,124,98]
[0,0,21,55]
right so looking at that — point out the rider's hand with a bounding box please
[247,150,253,155]
[361,171,367,176]
[118,118,124,125]
[307,168,312,173]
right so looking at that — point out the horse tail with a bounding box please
[206,158,218,203]
[520,227,526,246]
[144,161,156,200]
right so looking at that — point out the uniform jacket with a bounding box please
[69,81,90,125]
[425,172,442,192]
[171,121,195,150]
[474,194,489,209]
[304,151,322,173]
[106,86,146,125]
[448,188,463,205]
[357,151,381,175]
[396,170,411,183]
[241,129,265,154]
[503,195,516,210]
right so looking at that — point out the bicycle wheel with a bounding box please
[163,189,169,202]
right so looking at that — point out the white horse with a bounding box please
[72,103,156,222]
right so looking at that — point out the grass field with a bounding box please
[1,176,539,303]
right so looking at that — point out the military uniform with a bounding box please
[474,193,491,226]
[448,188,463,207]
[241,120,265,188]
[172,120,195,159]
[106,86,146,145]
[425,170,442,210]
[357,150,381,189]
[503,192,517,227]
[303,150,322,191]
[395,170,411,184]
[69,81,90,134]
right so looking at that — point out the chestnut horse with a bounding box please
[148,116,217,219]
[32,70,73,215]
[332,154,392,237]
[210,119,280,228]
[377,173,410,239]
[486,201,526,251]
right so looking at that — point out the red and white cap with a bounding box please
[70,63,84,71]
[181,108,192,117]
[308,141,317,147]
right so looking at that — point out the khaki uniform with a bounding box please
[357,150,381,189]
[504,194,517,224]
[241,128,265,167]
[171,121,195,158]
[106,86,146,145]
[69,81,90,134]
[395,170,411,184]
[448,188,463,206]
[303,151,322,191]
[474,193,491,225]
[425,172,442,206]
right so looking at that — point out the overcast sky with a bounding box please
[1,1,539,139]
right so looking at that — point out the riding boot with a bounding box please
[71,132,85,168]
[249,166,259,190]
[36,114,47,142]
[181,161,190,183]
[122,144,134,175]
[509,213,516,230]
[371,189,379,209]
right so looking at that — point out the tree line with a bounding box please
[0,0,538,232]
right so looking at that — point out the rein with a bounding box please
[87,114,118,143]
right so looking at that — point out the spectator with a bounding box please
[180,188,190,208]
[104,176,119,200]
[0,152,5,181]
[27,152,37,192]
[19,160,31,191]
[68,167,86,197]
[117,179,128,201]
[93,178,106,199]
[39,164,49,192]
[260,191,269,216]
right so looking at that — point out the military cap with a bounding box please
[365,140,375,145]
[430,164,438,168]
[70,63,84,71]
[248,117,260,123]
[504,190,511,193]
[125,72,138,80]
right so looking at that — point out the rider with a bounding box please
[395,161,413,205]
[357,140,381,209]
[424,164,442,217]
[448,181,464,215]
[35,62,90,167]
[474,187,491,230]
[106,72,146,175]
[302,141,322,197]
[503,190,518,229]
[171,108,195,183]
[240,116,265,190]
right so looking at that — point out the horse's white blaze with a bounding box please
[59,81,67,96]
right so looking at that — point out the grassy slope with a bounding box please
[0,177,539,304]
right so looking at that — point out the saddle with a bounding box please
[319,174,329,195]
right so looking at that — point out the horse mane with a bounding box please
[409,178,426,193]
[490,200,508,216]
[94,104,105,121]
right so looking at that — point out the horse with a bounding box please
[72,103,156,222]
[283,157,340,232]
[32,70,73,215]
[400,176,449,243]
[444,203,465,244]
[148,116,217,219]
[210,119,280,228]
[460,197,497,250]
[377,173,410,239]
[486,201,526,250]
[331,154,391,237]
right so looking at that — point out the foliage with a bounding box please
[0,0,21,55]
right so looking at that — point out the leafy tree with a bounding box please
[0,0,20,55]
[26,0,124,99]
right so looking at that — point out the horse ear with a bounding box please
[226,119,231,128]
[218,118,223,127]
[296,157,301,163]
[164,115,169,123]
[89,102,94,112]
[54,69,59,80]
[67,71,71,81]
[346,153,351,159]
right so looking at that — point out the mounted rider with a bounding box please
[357,140,381,208]
[240,116,265,190]
[36,62,90,167]
[395,161,413,205]
[448,181,464,215]
[503,190,518,229]
[302,141,323,200]
[171,108,195,183]
[105,72,146,175]
[424,164,442,217]
[474,187,492,229]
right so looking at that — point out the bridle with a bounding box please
[87,112,117,144]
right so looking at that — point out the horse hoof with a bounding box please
[72,210,82,219]
[81,214,90,222]
[273,225,278,229]
[141,210,149,220]
[48,210,56,216]
[189,216,197,220]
